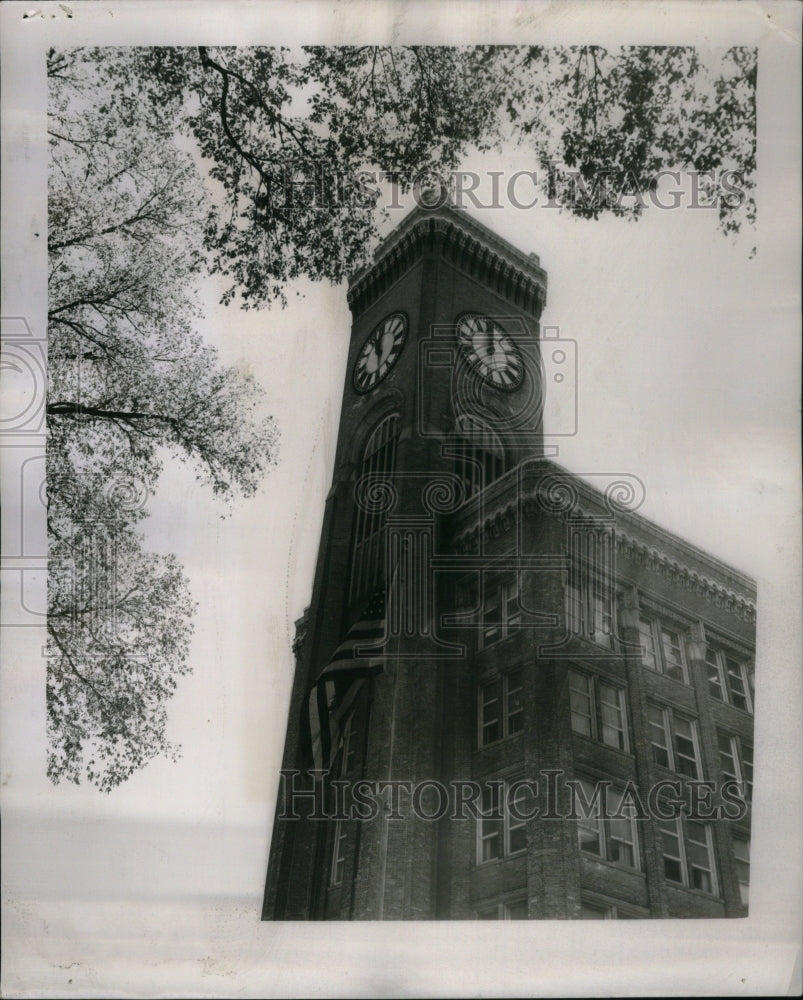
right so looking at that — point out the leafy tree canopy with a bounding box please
[52,44,755,308]
[46,42,756,790]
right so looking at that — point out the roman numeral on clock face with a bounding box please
[456,312,524,392]
[353,313,408,394]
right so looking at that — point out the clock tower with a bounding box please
[262,202,756,922]
[263,202,548,919]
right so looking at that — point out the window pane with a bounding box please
[600,684,627,750]
[726,657,750,711]
[505,900,528,919]
[479,785,503,861]
[686,821,714,893]
[648,705,670,768]
[579,903,608,919]
[481,826,502,861]
[567,584,584,635]
[483,598,500,645]
[331,821,347,886]
[673,716,698,778]
[592,582,613,645]
[661,627,686,682]
[480,681,501,745]
[508,825,527,854]
[476,906,500,920]
[638,618,658,670]
[659,819,683,883]
[718,732,738,780]
[507,785,528,854]
[607,817,636,868]
[741,743,754,801]
[569,671,594,738]
[505,577,521,627]
[578,780,602,856]
[578,817,602,856]
[734,837,750,905]
[705,648,726,700]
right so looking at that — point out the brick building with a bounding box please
[262,203,756,920]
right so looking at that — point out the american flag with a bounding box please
[306,586,388,774]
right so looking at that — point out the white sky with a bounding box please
[1,2,801,998]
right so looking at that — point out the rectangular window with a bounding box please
[725,655,752,712]
[476,781,529,864]
[659,816,684,884]
[599,682,628,751]
[718,731,753,803]
[478,784,503,862]
[340,714,358,776]
[685,820,716,893]
[673,715,699,778]
[566,546,615,649]
[741,742,754,802]
[330,820,348,886]
[591,579,613,644]
[658,817,718,895]
[733,836,750,905]
[636,616,688,683]
[706,646,753,713]
[569,669,629,752]
[648,704,671,768]
[481,575,521,647]
[717,731,739,782]
[478,670,524,747]
[482,589,500,647]
[479,681,501,745]
[507,784,528,855]
[637,616,658,670]
[648,704,700,777]
[660,626,687,683]
[569,670,594,739]
[705,647,726,701]
[574,779,640,871]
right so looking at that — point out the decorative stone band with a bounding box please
[450,495,757,626]
[613,531,757,624]
[347,208,547,318]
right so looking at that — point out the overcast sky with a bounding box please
[2,3,800,998]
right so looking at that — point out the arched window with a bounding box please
[452,413,505,500]
[349,413,400,601]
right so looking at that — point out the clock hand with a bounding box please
[484,323,494,361]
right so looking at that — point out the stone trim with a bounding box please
[449,497,757,625]
[347,206,547,318]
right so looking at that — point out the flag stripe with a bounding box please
[306,585,387,774]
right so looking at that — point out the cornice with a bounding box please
[347,205,548,319]
[448,461,757,625]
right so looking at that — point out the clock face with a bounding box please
[456,313,524,390]
[353,313,407,393]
